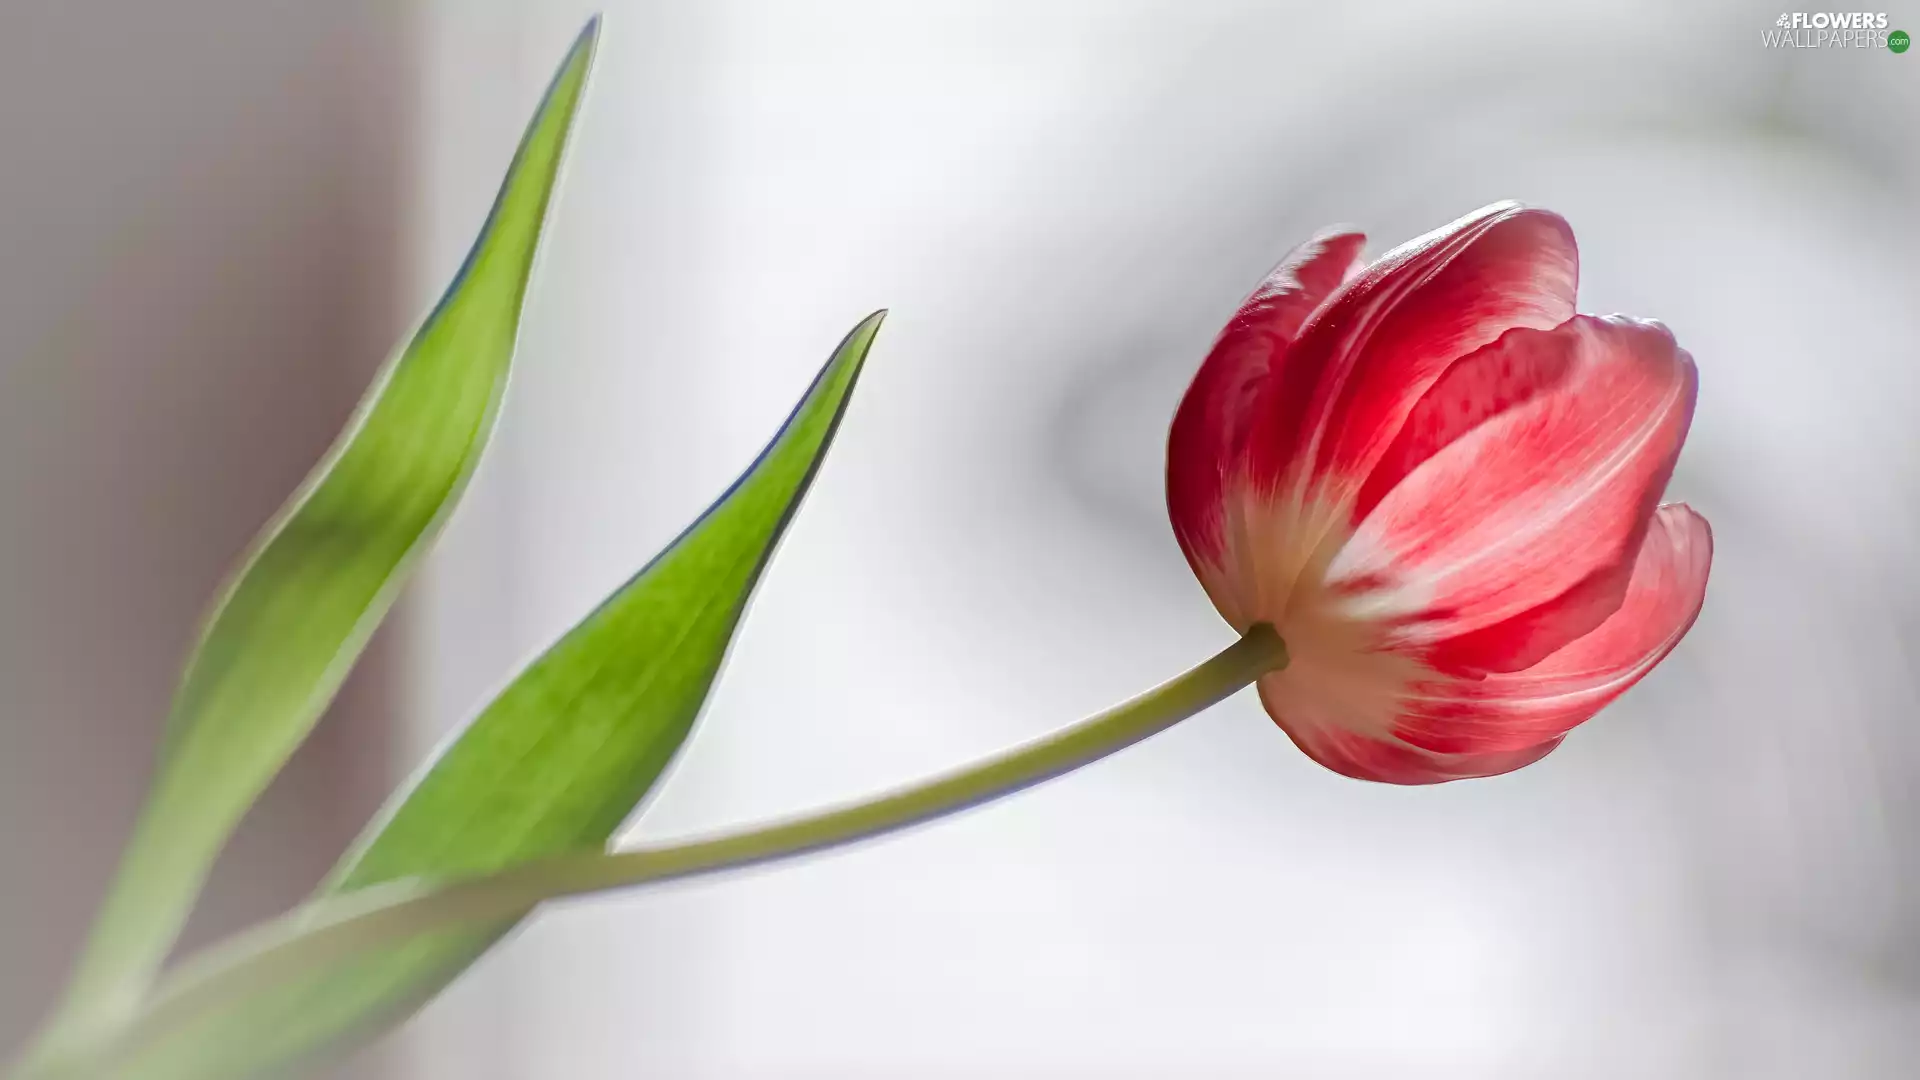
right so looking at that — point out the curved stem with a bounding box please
[53,625,1286,1077]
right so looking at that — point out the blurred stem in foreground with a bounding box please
[45,624,1287,1079]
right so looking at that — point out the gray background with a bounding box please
[3,1,1918,1077]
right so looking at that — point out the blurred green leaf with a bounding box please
[33,14,601,1058]
[76,310,887,1080]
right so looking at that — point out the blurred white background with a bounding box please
[5,1,1920,1077]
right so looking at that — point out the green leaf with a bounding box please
[32,14,601,1056]
[73,309,888,1080]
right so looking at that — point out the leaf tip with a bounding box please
[850,308,888,349]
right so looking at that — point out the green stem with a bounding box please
[44,625,1286,1078]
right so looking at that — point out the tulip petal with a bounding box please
[1241,203,1578,523]
[1265,504,1707,785]
[1392,503,1712,756]
[1328,315,1697,664]
[1354,310,1579,519]
[1167,229,1366,573]
[1259,677,1565,784]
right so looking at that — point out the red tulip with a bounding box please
[1167,202,1710,784]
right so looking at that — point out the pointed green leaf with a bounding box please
[37,16,600,1052]
[66,310,887,1080]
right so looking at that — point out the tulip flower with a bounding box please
[1168,201,1711,783]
